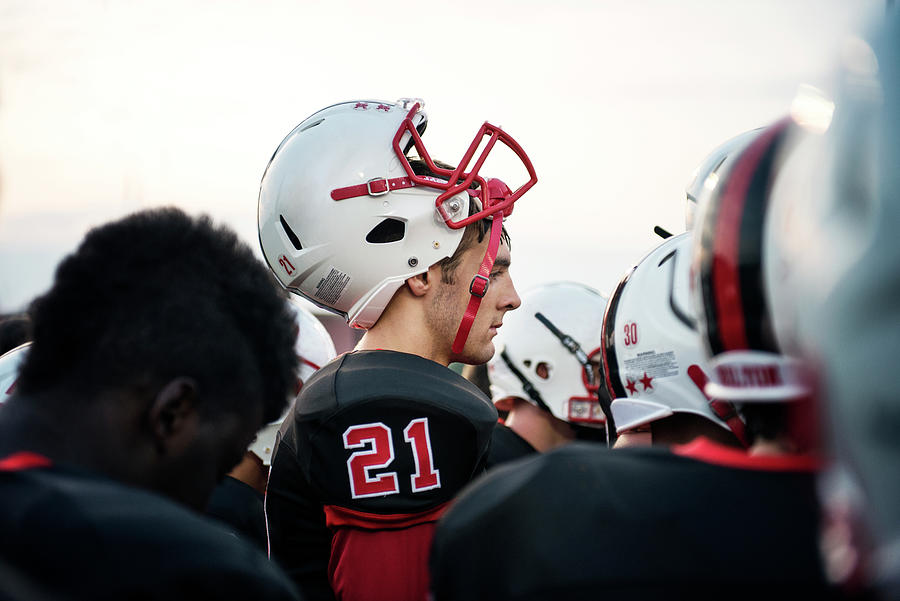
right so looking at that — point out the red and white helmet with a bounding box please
[691,117,812,404]
[0,342,29,401]
[765,12,900,588]
[247,298,336,465]
[258,99,536,353]
[685,129,762,230]
[487,282,607,426]
[601,233,746,444]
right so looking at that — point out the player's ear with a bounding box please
[147,377,200,455]
[494,396,515,413]
[406,270,431,297]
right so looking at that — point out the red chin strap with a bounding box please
[450,178,513,356]
[451,211,504,355]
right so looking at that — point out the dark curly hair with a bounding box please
[17,208,298,424]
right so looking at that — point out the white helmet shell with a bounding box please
[764,12,900,572]
[487,282,607,425]
[690,117,814,404]
[0,343,29,401]
[259,99,484,329]
[685,128,762,230]
[602,233,733,434]
[247,298,336,464]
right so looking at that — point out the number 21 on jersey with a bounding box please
[342,418,441,499]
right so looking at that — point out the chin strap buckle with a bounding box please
[469,275,490,298]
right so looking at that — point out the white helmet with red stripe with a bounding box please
[691,117,812,404]
[487,282,607,427]
[685,128,762,230]
[0,343,29,401]
[601,233,746,444]
[248,298,336,464]
[258,99,536,354]
[764,12,900,589]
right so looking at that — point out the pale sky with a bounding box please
[0,0,883,314]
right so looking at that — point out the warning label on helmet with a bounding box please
[315,268,351,305]
[623,351,678,379]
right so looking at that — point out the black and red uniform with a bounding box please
[0,452,301,601]
[485,421,536,469]
[430,438,837,601]
[266,350,497,601]
[206,474,268,551]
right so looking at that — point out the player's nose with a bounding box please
[501,278,521,311]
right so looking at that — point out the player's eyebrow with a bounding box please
[492,257,511,269]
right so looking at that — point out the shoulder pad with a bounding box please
[284,351,497,514]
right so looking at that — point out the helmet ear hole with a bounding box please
[366,218,406,244]
[536,362,551,380]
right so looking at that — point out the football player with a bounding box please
[258,98,537,601]
[0,209,302,600]
[429,120,835,600]
[486,281,608,460]
[763,10,900,596]
[206,298,336,550]
[602,232,747,449]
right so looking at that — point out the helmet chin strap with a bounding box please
[451,211,504,356]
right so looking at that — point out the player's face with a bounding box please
[429,237,521,365]
[157,400,264,510]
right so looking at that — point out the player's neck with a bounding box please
[505,403,573,452]
[357,312,451,366]
[0,392,133,476]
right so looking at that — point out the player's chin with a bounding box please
[460,339,495,366]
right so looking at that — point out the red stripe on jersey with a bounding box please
[323,501,450,530]
[0,452,52,471]
[673,437,819,472]
[329,520,436,601]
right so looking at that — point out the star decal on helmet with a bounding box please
[625,378,638,395]
[640,372,654,391]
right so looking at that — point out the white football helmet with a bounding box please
[601,233,746,443]
[487,282,607,426]
[765,12,900,588]
[685,128,762,230]
[0,342,29,401]
[690,115,814,404]
[258,99,537,346]
[247,298,336,465]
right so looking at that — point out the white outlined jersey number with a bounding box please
[343,418,441,499]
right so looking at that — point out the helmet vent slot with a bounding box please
[280,215,303,250]
[366,218,406,244]
[299,118,324,133]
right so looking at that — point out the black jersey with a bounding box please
[267,350,497,601]
[206,475,268,551]
[0,452,301,601]
[430,438,835,601]
[485,421,537,469]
